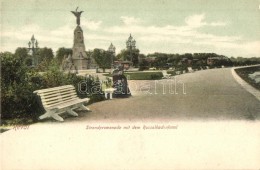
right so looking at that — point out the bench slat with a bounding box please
[56,98,90,109]
[34,85,74,93]
[38,88,75,95]
[62,96,79,102]
[41,95,61,102]
[42,95,79,108]
[45,98,89,109]
[42,100,63,106]
[41,92,77,101]
[42,95,77,105]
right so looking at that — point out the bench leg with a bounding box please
[67,109,78,117]
[39,110,56,120]
[51,114,64,122]
[80,104,91,111]
[39,110,64,122]
[39,113,50,120]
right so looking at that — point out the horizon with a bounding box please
[1,0,260,58]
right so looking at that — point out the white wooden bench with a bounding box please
[34,85,90,122]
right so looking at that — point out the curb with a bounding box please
[231,67,260,101]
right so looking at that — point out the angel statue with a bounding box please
[71,7,84,26]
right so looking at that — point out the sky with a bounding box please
[1,0,260,57]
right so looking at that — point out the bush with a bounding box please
[1,54,105,121]
[138,66,149,71]
[150,73,162,80]
[1,52,40,119]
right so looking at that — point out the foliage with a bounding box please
[92,48,113,72]
[147,52,241,71]
[1,53,104,121]
[37,47,54,64]
[31,47,55,71]
[14,47,32,66]
[56,47,72,65]
[1,52,39,119]
[14,47,29,61]
[116,49,140,67]
[230,57,260,66]
[150,73,163,80]
[139,57,150,71]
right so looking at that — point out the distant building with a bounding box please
[207,56,228,65]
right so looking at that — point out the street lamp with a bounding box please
[108,43,116,69]
[28,35,39,67]
[126,34,136,62]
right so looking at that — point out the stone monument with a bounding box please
[70,7,96,70]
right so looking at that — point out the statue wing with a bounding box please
[71,11,76,15]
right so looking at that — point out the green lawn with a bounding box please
[103,71,163,80]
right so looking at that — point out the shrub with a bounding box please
[1,54,105,121]
[1,52,40,119]
[150,73,163,80]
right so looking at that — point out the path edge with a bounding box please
[231,67,260,101]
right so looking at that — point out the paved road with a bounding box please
[71,67,260,122]
[1,68,260,169]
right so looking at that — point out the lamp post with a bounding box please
[28,35,39,67]
[108,43,116,69]
[126,34,136,63]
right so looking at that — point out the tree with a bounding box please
[14,47,32,65]
[92,48,112,72]
[0,52,39,119]
[117,49,140,67]
[38,47,54,64]
[139,54,149,71]
[56,47,72,64]
[15,47,29,60]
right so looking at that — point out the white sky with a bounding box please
[1,0,260,57]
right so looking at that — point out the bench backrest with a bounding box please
[34,85,78,109]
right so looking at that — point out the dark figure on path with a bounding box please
[112,66,131,98]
